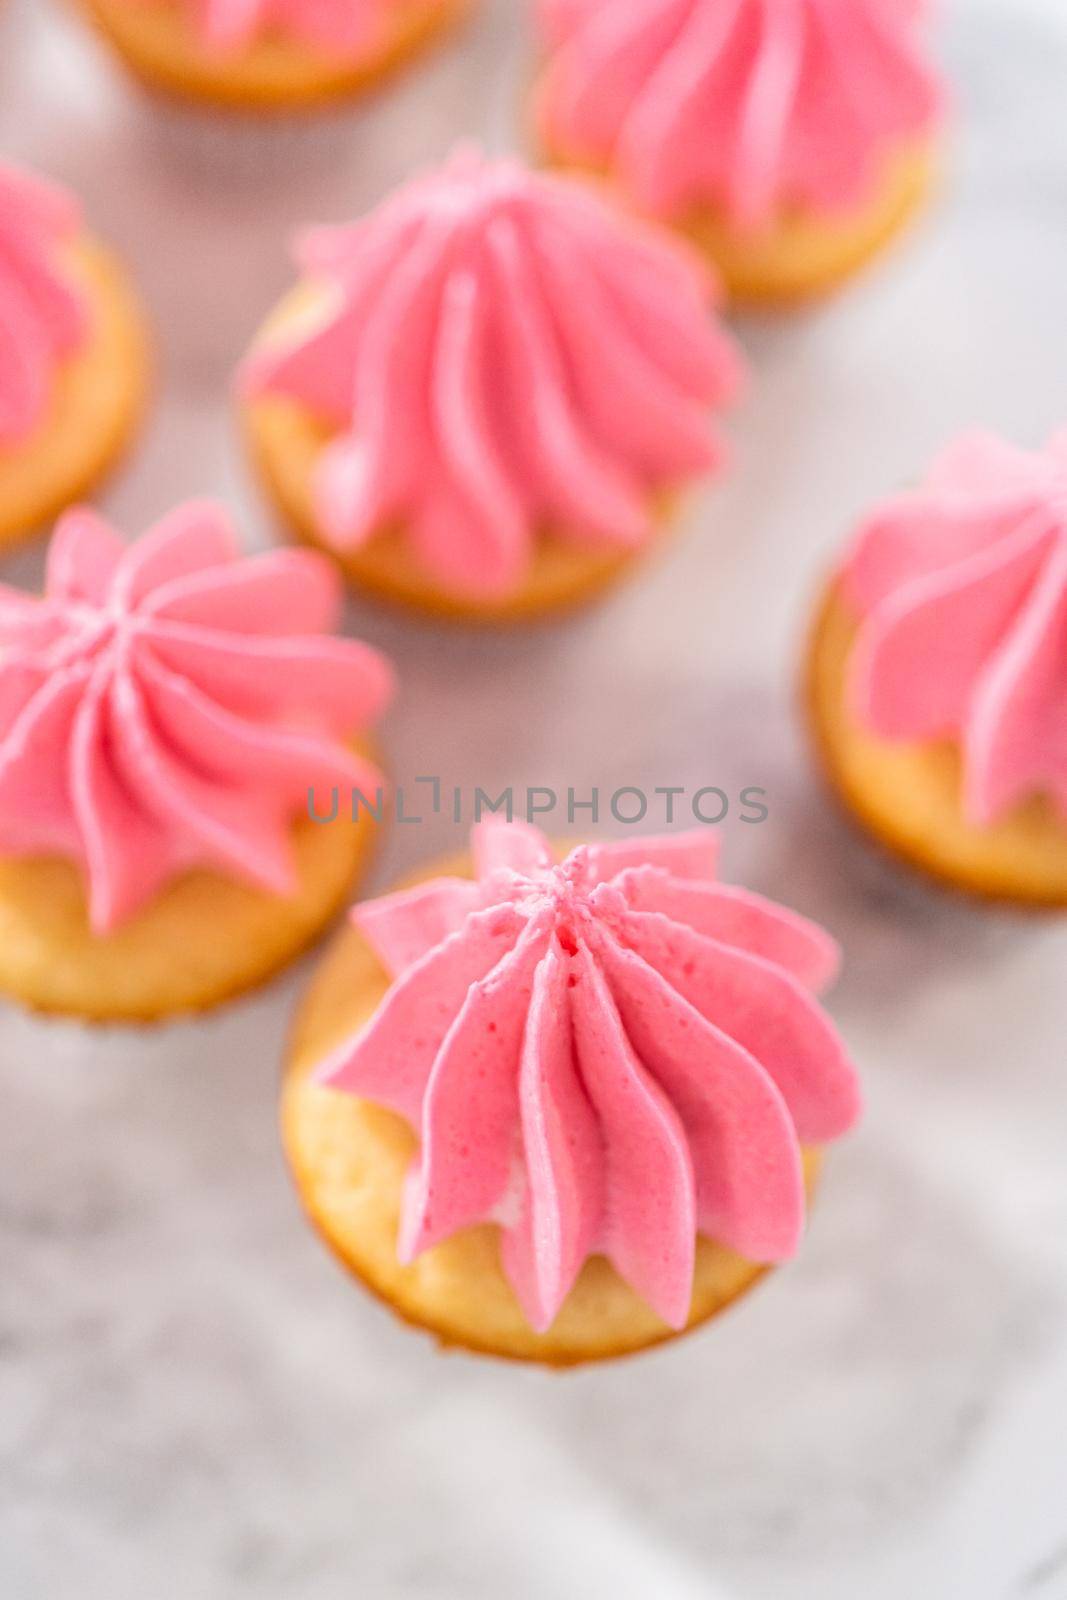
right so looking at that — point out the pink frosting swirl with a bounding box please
[131,0,398,55]
[242,146,744,600]
[0,165,89,449]
[0,502,393,932]
[843,431,1067,827]
[319,821,861,1332]
[537,0,944,228]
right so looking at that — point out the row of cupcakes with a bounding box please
[61,0,945,304]
[0,143,743,614]
[3,130,1065,911]
[3,0,952,583]
[6,422,1064,1023]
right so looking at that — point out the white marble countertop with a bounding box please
[1,0,1066,1596]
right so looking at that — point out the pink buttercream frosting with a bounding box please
[132,0,401,55]
[242,145,744,600]
[0,502,393,932]
[0,165,90,450]
[537,0,944,229]
[319,821,861,1332]
[842,430,1067,827]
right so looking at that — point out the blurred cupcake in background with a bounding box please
[283,820,862,1365]
[0,500,393,1021]
[536,0,946,304]
[72,0,472,113]
[0,164,149,555]
[807,430,1067,908]
[239,145,745,623]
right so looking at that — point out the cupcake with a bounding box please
[283,821,861,1365]
[0,164,149,555]
[0,500,393,1021]
[536,0,946,305]
[807,430,1067,908]
[240,146,745,623]
[74,0,472,113]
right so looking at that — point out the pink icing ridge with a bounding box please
[0,165,89,450]
[537,0,944,229]
[319,821,861,1332]
[842,430,1067,827]
[242,145,744,600]
[131,0,398,55]
[0,502,393,932]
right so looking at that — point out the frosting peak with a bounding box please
[0,165,89,449]
[137,0,396,54]
[537,0,944,228]
[320,822,860,1332]
[843,430,1067,826]
[243,145,744,600]
[0,502,393,931]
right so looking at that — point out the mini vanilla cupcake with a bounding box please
[0,500,393,1021]
[283,821,861,1365]
[240,146,744,622]
[536,0,946,305]
[807,430,1067,908]
[73,0,472,113]
[0,164,149,555]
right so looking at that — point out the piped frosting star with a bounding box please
[538,0,944,229]
[242,146,744,600]
[319,821,861,1332]
[0,501,393,931]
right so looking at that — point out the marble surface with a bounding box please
[1,0,1066,1596]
